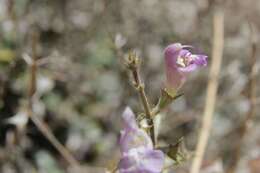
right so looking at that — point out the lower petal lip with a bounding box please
[178,64,198,73]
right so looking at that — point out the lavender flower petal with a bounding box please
[120,128,153,153]
[193,54,208,66]
[164,43,208,94]
[120,108,153,153]
[118,108,164,173]
[122,107,139,130]
[119,148,164,173]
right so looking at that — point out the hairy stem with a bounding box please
[131,68,156,145]
[127,53,156,146]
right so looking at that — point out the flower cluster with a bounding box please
[118,107,164,173]
[164,43,207,96]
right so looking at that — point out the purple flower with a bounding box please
[119,107,164,173]
[164,43,207,95]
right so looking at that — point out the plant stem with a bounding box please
[132,68,156,145]
[127,54,156,146]
[28,110,80,167]
[132,69,151,117]
[190,8,224,173]
[26,30,80,167]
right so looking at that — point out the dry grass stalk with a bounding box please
[26,31,80,168]
[190,8,224,173]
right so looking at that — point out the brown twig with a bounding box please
[226,22,257,173]
[190,8,224,173]
[6,0,17,27]
[26,31,80,167]
[126,52,156,146]
[28,111,80,167]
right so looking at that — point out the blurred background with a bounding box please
[0,0,259,173]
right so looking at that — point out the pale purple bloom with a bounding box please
[119,148,164,173]
[164,43,207,95]
[119,107,152,153]
[118,107,164,173]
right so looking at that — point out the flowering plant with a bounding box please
[117,43,207,173]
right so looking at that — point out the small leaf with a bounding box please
[152,89,184,116]
[166,137,183,160]
[158,137,189,164]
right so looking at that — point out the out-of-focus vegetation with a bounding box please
[0,0,259,173]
